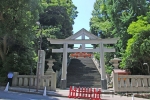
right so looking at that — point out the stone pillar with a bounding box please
[36,50,45,89]
[99,42,107,90]
[51,72,56,91]
[36,50,45,76]
[12,72,19,86]
[60,43,68,89]
[113,71,119,92]
[82,34,85,49]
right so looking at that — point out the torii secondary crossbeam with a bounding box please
[52,48,115,53]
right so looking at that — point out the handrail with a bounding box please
[91,55,101,74]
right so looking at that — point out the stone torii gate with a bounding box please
[47,28,118,90]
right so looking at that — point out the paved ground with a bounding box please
[101,94,148,100]
[0,90,78,100]
[0,86,149,100]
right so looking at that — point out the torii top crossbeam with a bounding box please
[47,38,118,44]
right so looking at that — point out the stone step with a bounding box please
[67,84,101,87]
[67,84,101,88]
[67,78,101,80]
[67,76,101,78]
[67,58,101,88]
[67,81,101,84]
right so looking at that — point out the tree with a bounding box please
[38,0,78,71]
[90,0,150,74]
[0,0,43,75]
[90,0,116,74]
[107,0,148,55]
[121,13,150,74]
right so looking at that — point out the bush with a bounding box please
[0,77,7,86]
[94,52,100,60]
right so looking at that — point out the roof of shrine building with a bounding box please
[65,28,99,40]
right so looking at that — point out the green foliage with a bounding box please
[94,52,100,60]
[90,0,150,74]
[38,0,78,71]
[90,0,116,74]
[0,0,43,76]
[105,65,113,74]
[0,0,77,76]
[0,77,7,85]
[121,12,150,74]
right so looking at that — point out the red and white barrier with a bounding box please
[68,86,101,100]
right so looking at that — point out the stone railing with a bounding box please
[12,72,56,91]
[91,55,114,84]
[113,73,150,92]
[91,55,101,74]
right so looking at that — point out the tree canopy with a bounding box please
[0,0,78,78]
[90,0,150,74]
[121,12,150,74]
[0,0,43,75]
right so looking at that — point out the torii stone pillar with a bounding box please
[99,42,107,90]
[60,43,68,89]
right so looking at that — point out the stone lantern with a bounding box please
[109,55,121,87]
[45,56,55,75]
[110,55,121,69]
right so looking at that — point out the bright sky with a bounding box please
[72,0,96,33]
[72,0,96,48]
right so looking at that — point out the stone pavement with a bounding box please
[0,86,149,100]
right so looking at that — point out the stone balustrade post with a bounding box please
[30,78,34,86]
[12,72,19,86]
[40,78,44,87]
[113,71,119,92]
[18,78,23,86]
[24,77,28,86]
[51,72,56,91]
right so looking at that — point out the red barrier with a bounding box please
[68,86,101,100]
[68,86,76,98]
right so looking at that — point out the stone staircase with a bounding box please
[67,57,101,88]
